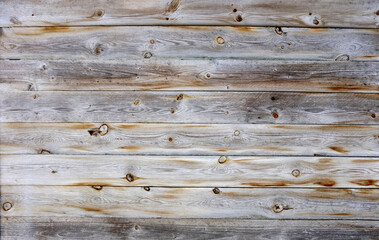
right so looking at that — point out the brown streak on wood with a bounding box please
[350,180,378,187]
[120,146,141,151]
[118,124,140,129]
[329,146,349,154]
[167,0,181,13]
[313,179,336,187]
[69,123,96,129]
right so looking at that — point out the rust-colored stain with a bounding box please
[119,124,140,129]
[120,146,141,152]
[318,158,333,164]
[350,179,378,187]
[329,213,352,216]
[313,179,336,187]
[176,94,184,101]
[70,123,96,129]
[329,146,349,154]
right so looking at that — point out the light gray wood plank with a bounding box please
[0,0,378,28]
[1,186,378,219]
[1,155,378,188]
[1,123,378,156]
[1,59,378,93]
[1,27,378,61]
[2,217,379,240]
[1,91,378,124]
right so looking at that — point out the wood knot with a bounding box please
[233,8,237,12]
[233,130,240,136]
[335,54,350,61]
[150,39,155,44]
[218,155,228,164]
[370,113,376,119]
[170,108,175,114]
[88,124,109,136]
[272,111,279,118]
[168,137,173,142]
[51,170,57,174]
[313,18,319,25]
[92,185,103,191]
[133,99,140,106]
[144,52,152,59]
[216,36,225,45]
[212,187,220,194]
[94,44,105,55]
[95,9,105,18]
[272,203,284,213]
[176,94,184,101]
[205,73,211,79]
[126,173,135,182]
[235,15,243,22]
[39,149,51,154]
[292,169,301,177]
[2,202,12,211]
[144,186,151,191]
[274,27,284,35]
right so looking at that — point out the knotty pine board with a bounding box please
[1,123,378,156]
[1,155,378,188]
[1,0,378,28]
[1,27,378,61]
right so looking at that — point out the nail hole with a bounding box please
[92,185,103,191]
[126,173,135,182]
[144,52,152,59]
[31,14,34,16]
[309,12,312,15]
[166,17,169,20]
[216,36,225,45]
[218,155,228,164]
[272,203,284,213]
[212,187,220,194]
[313,18,319,25]
[233,130,240,136]
[233,9,237,12]
[51,170,57,174]
[2,202,12,211]
[170,108,175,114]
[371,113,376,119]
[292,169,301,177]
[144,186,150,191]
[271,96,277,101]
[205,73,211,79]
[235,15,243,22]
[272,112,279,118]
[168,137,173,142]
[176,94,184,101]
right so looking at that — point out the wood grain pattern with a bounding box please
[1,186,378,219]
[1,27,378,61]
[1,91,378,124]
[1,0,378,28]
[2,217,378,240]
[1,155,378,188]
[1,59,378,92]
[1,123,378,156]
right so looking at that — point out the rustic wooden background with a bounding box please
[1,0,379,239]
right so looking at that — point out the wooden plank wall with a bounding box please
[1,0,379,239]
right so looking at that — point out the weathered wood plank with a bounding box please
[1,59,378,92]
[1,91,378,124]
[1,155,378,188]
[1,123,378,156]
[1,27,378,61]
[2,217,379,240]
[0,0,378,28]
[1,186,378,219]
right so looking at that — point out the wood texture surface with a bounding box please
[1,59,378,92]
[1,27,378,61]
[1,91,378,124]
[1,123,378,156]
[2,217,379,240]
[1,0,378,28]
[1,186,378,219]
[1,155,378,188]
